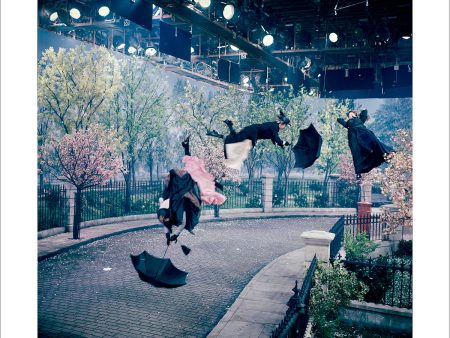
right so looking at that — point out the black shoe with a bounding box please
[206,129,224,139]
[223,119,233,127]
[170,234,179,243]
[182,136,190,148]
[181,245,191,256]
[215,180,224,191]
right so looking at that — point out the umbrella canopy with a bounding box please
[130,251,188,288]
[292,123,323,169]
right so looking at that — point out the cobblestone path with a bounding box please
[39,217,337,338]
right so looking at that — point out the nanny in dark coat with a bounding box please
[157,169,202,244]
[337,109,393,176]
[206,111,291,170]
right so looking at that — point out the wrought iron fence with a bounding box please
[329,216,345,258]
[204,179,263,211]
[81,181,164,222]
[272,179,358,208]
[271,255,318,338]
[345,214,388,241]
[38,184,69,231]
[333,255,412,309]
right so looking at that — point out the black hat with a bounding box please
[278,110,290,125]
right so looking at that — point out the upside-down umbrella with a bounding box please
[130,250,188,288]
[292,123,323,169]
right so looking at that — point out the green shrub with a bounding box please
[245,196,262,208]
[336,181,358,207]
[395,240,412,257]
[344,231,379,260]
[130,198,159,214]
[310,262,368,338]
[294,193,308,207]
[313,193,329,207]
[272,187,285,207]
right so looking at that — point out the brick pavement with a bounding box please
[38,216,337,338]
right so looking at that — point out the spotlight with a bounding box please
[230,45,239,51]
[262,34,274,46]
[98,6,110,17]
[402,35,411,40]
[242,76,249,84]
[69,8,81,19]
[198,0,211,8]
[128,46,137,54]
[191,47,195,54]
[145,47,157,56]
[223,4,235,20]
[328,32,338,43]
[117,43,125,50]
[49,11,59,22]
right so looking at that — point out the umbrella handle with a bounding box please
[154,245,170,279]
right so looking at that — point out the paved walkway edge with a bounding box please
[38,211,348,261]
[207,248,305,338]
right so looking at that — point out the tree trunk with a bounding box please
[148,154,154,182]
[124,171,132,214]
[73,187,82,239]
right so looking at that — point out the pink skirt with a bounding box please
[182,156,226,205]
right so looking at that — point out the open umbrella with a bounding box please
[292,123,323,169]
[130,250,188,288]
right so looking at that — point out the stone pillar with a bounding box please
[65,184,75,233]
[261,174,274,212]
[360,183,372,204]
[301,230,335,269]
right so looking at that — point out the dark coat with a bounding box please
[337,112,393,174]
[224,121,285,148]
[162,169,201,231]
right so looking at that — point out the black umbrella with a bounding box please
[292,123,323,169]
[130,250,188,288]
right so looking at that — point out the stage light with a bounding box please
[145,47,157,56]
[199,0,211,8]
[242,76,249,84]
[117,43,125,50]
[49,11,59,22]
[128,46,137,54]
[223,4,235,20]
[230,45,239,51]
[402,35,411,40]
[69,8,81,19]
[329,32,338,43]
[191,47,195,54]
[98,6,110,17]
[262,34,274,46]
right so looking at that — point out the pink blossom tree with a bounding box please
[374,129,412,234]
[191,139,240,183]
[337,155,379,185]
[41,126,124,239]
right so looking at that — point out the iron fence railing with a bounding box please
[81,181,164,222]
[204,179,263,211]
[333,255,412,309]
[345,214,388,241]
[272,179,358,208]
[38,184,69,231]
[329,216,345,258]
[38,179,375,230]
[271,255,318,338]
